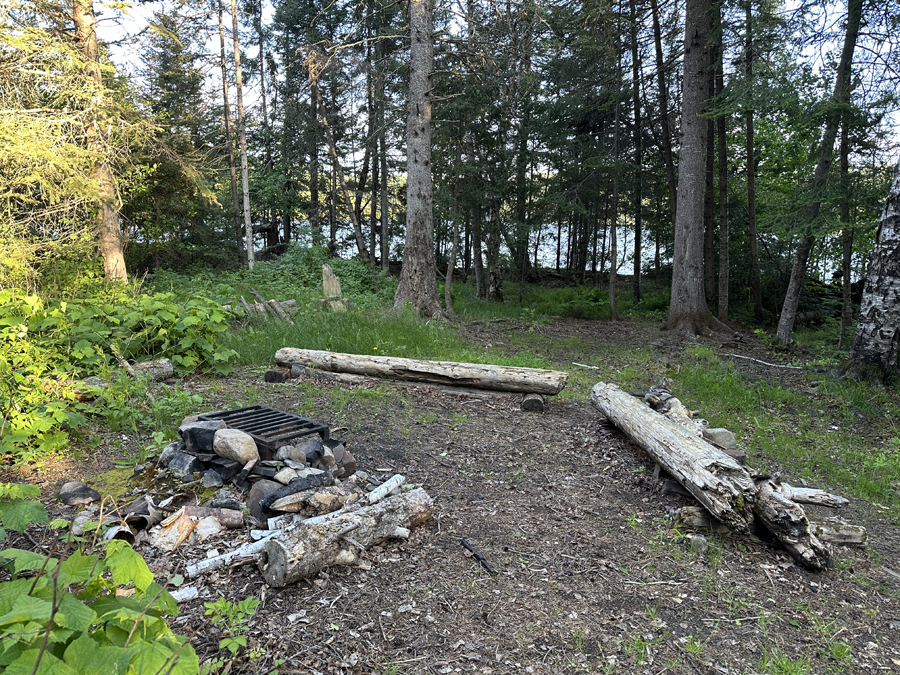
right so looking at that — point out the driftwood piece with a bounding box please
[591,382,757,533]
[258,488,433,587]
[239,296,257,319]
[755,480,831,570]
[251,288,278,319]
[276,348,569,395]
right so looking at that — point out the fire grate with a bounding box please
[198,405,329,460]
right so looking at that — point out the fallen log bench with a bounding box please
[591,382,864,570]
[275,348,569,395]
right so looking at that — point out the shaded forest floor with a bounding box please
[9,316,900,674]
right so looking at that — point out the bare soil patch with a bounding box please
[7,317,900,674]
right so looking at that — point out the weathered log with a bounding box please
[268,299,294,325]
[755,480,831,570]
[275,348,569,395]
[239,296,257,319]
[809,517,867,546]
[521,393,545,412]
[132,358,175,381]
[258,472,335,511]
[591,382,757,533]
[776,483,849,508]
[258,487,433,587]
[186,532,278,578]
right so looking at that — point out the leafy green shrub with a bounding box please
[0,288,232,461]
[0,483,199,674]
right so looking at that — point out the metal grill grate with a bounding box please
[198,405,329,460]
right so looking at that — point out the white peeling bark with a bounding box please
[845,162,900,381]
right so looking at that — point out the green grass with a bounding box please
[668,346,900,515]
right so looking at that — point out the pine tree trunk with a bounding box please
[842,162,900,382]
[630,0,643,303]
[716,15,729,321]
[73,0,126,281]
[393,0,442,316]
[650,0,677,226]
[745,0,763,322]
[310,80,321,245]
[776,0,862,345]
[231,0,254,269]
[666,0,723,334]
[839,118,854,348]
[217,0,242,257]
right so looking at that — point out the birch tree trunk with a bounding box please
[231,0,254,269]
[73,0,126,281]
[843,162,900,382]
[393,0,442,315]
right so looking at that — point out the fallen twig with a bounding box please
[722,353,803,370]
[460,538,496,574]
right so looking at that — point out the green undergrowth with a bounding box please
[0,287,229,461]
[661,346,900,515]
[219,304,550,370]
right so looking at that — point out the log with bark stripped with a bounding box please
[591,382,757,533]
[258,487,433,587]
[591,382,848,570]
[275,348,569,395]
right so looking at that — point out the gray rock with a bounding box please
[213,428,259,464]
[333,450,357,480]
[167,451,204,478]
[688,533,709,555]
[319,446,336,470]
[702,427,736,449]
[246,479,282,522]
[275,445,307,463]
[295,436,324,462]
[59,481,101,506]
[179,420,226,453]
[209,457,241,481]
[158,441,184,468]
[202,470,224,488]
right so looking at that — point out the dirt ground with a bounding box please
[7,317,900,674]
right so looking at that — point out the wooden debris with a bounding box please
[591,382,756,534]
[521,393,545,412]
[275,348,569,395]
[592,381,867,569]
[186,533,278,578]
[810,517,867,546]
[461,538,496,573]
[258,487,433,587]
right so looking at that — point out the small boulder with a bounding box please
[702,427,736,449]
[273,468,299,485]
[264,370,285,383]
[59,481,101,506]
[167,452,205,479]
[213,429,259,464]
[319,446,336,470]
[209,457,242,481]
[158,441,185,468]
[180,419,226,453]
[295,436,324,462]
[275,445,307,463]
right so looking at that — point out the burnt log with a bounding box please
[258,487,433,587]
[275,348,569,395]
[257,472,335,511]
